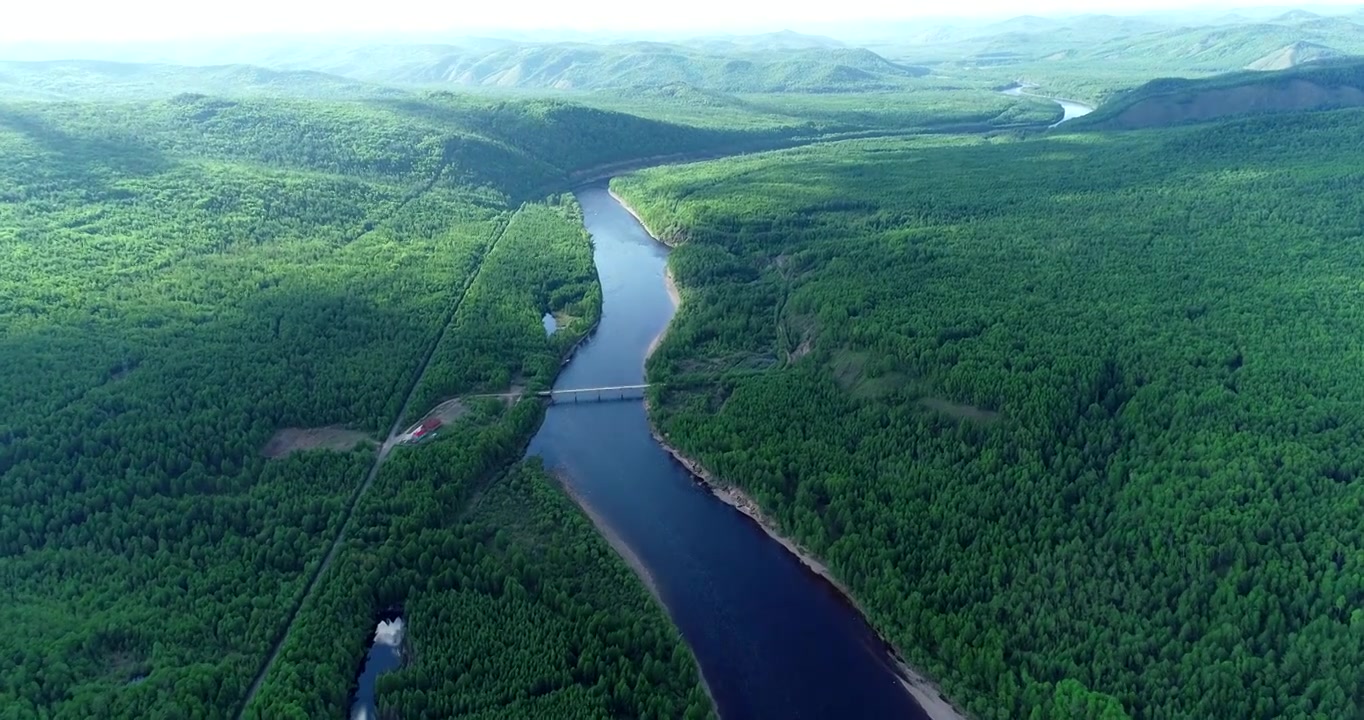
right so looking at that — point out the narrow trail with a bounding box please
[232,208,517,720]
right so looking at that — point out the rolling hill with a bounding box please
[1053,17,1364,73]
[1077,59,1364,129]
[1245,40,1345,70]
[269,41,929,93]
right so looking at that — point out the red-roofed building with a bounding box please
[407,417,443,442]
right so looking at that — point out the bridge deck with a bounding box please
[538,384,652,396]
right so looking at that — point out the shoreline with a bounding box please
[645,425,968,720]
[645,268,681,362]
[549,471,721,713]
[616,187,970,720]
[553,470,662,600]
[609,187,679,248]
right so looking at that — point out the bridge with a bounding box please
[537,384,653,403]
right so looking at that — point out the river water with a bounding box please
[526,184,935,719]
[1001,84,1095,127]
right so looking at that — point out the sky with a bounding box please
[2,0,1361,43]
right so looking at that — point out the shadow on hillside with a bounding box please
[0,105,170,180]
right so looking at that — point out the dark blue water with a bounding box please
[349,618,404,720]
[528,184,933,720]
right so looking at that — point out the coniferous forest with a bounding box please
[616,108,1364,720]
[0,95,723,718]
[7,24,1364,720]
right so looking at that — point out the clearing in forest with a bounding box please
[918,397,1001,424]
[829,348,906,400]
[261,427,376,459]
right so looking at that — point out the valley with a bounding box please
[4,8,1364,720]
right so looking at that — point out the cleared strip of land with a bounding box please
[233,210,517,719]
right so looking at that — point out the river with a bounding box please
[1002,84,1095,127]
[524,184,944,719]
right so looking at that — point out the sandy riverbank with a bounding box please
[554,471,661,598]
[609,188,678,248]
[645,268,681,362]
[550,470,720,712]
[615,185,970,720]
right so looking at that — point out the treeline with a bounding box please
[615,108,1364,719]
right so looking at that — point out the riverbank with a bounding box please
[550,471,721,713]
[553,471,660,598]
[615,188,970,720]
[647,425,968,720]
[645,268,681,361]
[608,188,679,248]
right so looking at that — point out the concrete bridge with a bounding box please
[538,384,653,403]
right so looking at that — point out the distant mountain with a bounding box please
[1055,18,1364,71]
[1296,16,1364,33]
[681,30,845,53]
[1056,14,1170,39]
[1245,41,1345,70]
[609,81,754,108]
[1272,9,1325,23]
[267,42,928,93]
[0,59,397,100]
[1079,59,1364,129]
[977,15,1063,35]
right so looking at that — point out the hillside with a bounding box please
[1029,17,1364,72]
[1245,40,1344,70]
[1079,59,1364,129]
[880,11,1364,105]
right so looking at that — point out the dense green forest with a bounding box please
[13,28,1364,720]
[617,107,1364,719]
[243,198,709,720]
[0,97,497,718]
[383,459,713,720]
[0,90,717,717]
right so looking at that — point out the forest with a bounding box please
[11,24,1364,720]
[616,107,1364,719]
[0,92,716,717]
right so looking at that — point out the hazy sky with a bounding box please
[3,0,1360,42]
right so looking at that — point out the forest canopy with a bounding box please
[0,92,718,718]
[616,107,1364,720]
